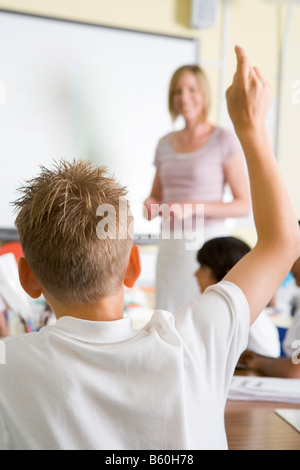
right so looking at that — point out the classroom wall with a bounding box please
[0,0,299,224]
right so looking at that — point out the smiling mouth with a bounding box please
[181,106,194,112]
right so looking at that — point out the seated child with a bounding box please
[0,46,299,450]
[195,236,280,357]
[282,256,300,357]
[240,252,300,378]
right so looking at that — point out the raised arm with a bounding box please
[223,46,300,324]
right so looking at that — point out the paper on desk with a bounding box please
[228,376,300,404]
[0,253,31,318]
[275,409,300,432]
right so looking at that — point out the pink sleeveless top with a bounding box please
[154,127,242,209]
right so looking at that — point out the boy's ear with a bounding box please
[18,257,43,299]
[124,245,142,288]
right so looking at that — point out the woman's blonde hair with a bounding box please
[13,160,133,306]
[168,65,211,122]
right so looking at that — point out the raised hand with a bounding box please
[226,46,272,135]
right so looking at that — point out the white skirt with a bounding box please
[155,222,228,312]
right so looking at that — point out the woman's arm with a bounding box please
[223,151,250,216]
[197,151,251,219]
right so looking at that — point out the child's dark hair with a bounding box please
[197,236,251,282]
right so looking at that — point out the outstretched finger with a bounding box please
[234,45,250,83]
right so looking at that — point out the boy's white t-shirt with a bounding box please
[0,281,249,450]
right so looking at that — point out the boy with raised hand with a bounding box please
[0,46,299,450]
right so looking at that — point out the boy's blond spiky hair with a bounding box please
[13,160,133,305]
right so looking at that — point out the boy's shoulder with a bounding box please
[153,281,249,330]
[0,330,43,368]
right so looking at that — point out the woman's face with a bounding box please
[172,71,205,122]
[194,264,218,293]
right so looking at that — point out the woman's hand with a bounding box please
[143,196,161,220]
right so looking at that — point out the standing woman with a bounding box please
[144,65,250,311]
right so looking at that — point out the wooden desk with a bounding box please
[225,400,300,450]
[225,370,300,450]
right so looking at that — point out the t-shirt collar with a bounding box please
[44,315,139,344]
